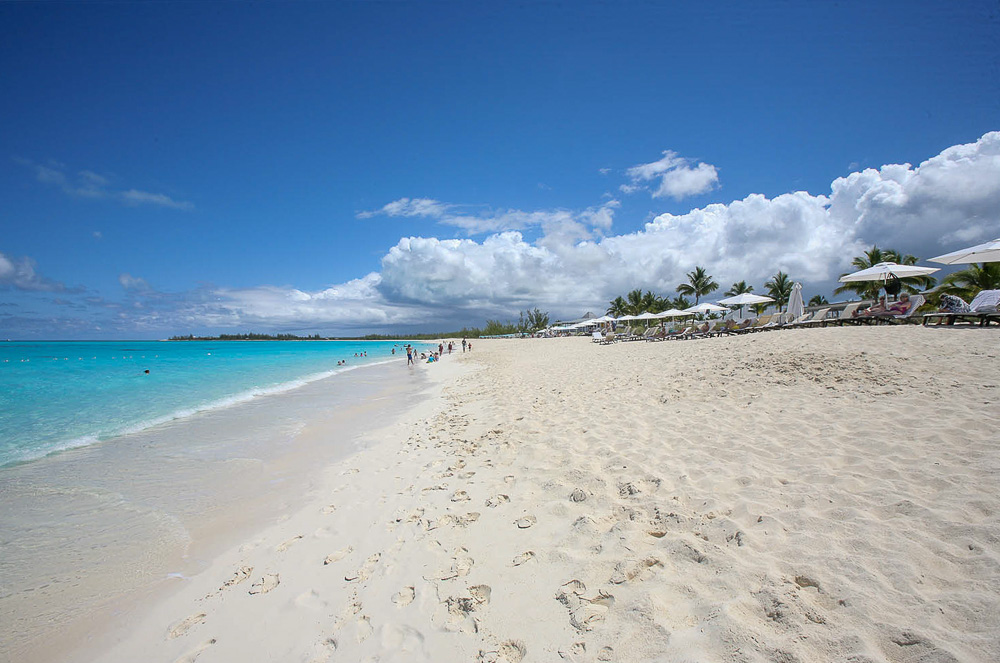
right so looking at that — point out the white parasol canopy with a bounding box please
[929,238,1000,264]
[717,293,774,306]
[839,262,939,282]
[652,308,691,318]
[684,303,728,315]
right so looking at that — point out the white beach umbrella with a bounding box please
[929,238,1000,264]
[838,262,939,282]
[652,308,689,318]
[718,292,775,322]
[616,314,639,321]
[786,283,804,321]
[684,303,728,315]
[717,293,774,306]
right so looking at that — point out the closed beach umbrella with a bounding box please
[786,283,804,321]
[929,238,1000,264]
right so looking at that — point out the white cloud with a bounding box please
[119,273,152,292]
[7,132,999,337]
[624,150,720,200]
[357,197,451,219]
[0,251,65,292]
[119,189,194,211]
[358,196,621,238]
[16,159,193,210]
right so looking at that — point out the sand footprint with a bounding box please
[249,573,280,595]
[172,638,216,663]
[276,535,303,552]
[478,640,527,662]
[392,586,416,607]
[511,551,536,566]
[556,580,615,632]
[486,494,510,508]
[321,504,337,514]
[305,637,338,663]
[324,546,353,565]
[220,565,253,590]
[451,490,471,502]
[435,585,491,634]
[515,515,537,529]
[167,612,206,639]
[426,548,475,581]
[355,615,374,643]
[345,552,381,582]
[609,557,663,584]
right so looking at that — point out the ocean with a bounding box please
[0,338,440,659]
[0,339,430,467]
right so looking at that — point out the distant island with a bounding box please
[168,331,474,341]
[168,308,552,341]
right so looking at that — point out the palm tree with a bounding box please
[725,280,754,297]
[670,295,692,311]
[765,271,793,312]
[808,295,829,307]
[938,263,1000,301]
[625,289,645,315]
[606,296,628,317]
[676,266,719,304]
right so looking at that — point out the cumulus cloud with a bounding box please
[6,132,999,337]
[15,158,193,210]
[624,150,720,200]
[367,131,1000,322]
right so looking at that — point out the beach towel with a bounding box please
[969,290,1000,313]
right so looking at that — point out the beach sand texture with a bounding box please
[86,327,998,663]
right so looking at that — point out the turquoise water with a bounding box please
[0,340,430,467]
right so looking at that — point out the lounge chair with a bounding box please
[782,313,812,328]
[883,295,925,324]
[923,290,1000,326]
[827,302,862,326]
[799,308,832,328]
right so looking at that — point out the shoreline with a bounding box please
[0,354,447,663]
[9,327,1000,662]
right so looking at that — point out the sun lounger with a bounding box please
[782,313,812,328]
[826,302,862,326]
[923,290,1000,326]
[883,295,925,324]
[798,308,832,328]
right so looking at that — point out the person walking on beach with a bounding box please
[406,346,414,365]
[462,338,467,352]
[438,342,444,356]
[448,342,453,354]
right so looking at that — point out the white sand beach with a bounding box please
[47,327,1000,662]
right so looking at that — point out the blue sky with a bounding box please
[2,1,998,338]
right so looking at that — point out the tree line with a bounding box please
[605,245,999,318]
